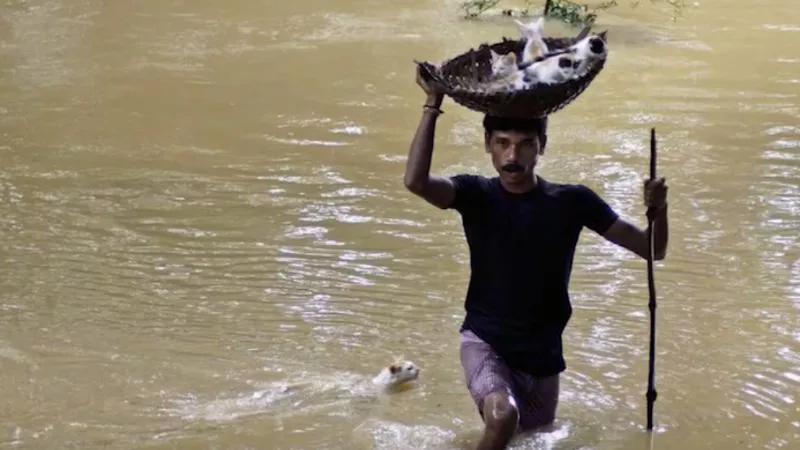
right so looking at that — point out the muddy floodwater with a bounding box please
[1,0,798,449]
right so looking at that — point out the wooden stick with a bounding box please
[645,127,659,431]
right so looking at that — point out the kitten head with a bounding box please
[387,361,420,385]
[490,50,519,77]
[573,31,608,60]
[514,16,545,40]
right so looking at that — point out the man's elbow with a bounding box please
[403,176,425,195]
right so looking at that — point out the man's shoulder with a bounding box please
[540,178,617,223]
[446,173,499,213]
[450,173,497,189]
[539,177,593,197]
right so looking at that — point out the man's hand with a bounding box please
[643,177,667,211]
[415,65,444,108]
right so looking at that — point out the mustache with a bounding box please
[501,163,524,173]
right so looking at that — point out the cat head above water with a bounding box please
[373,360,420,388]
[387,361,419,383]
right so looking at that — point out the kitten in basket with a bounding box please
[372,360,420,392]
[486,16,608,91]
[516,16,550,64]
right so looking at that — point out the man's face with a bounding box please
[485,129,544,187]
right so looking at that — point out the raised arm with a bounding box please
[403,68,456,210]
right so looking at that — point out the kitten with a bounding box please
[372,361,420,390]
[490,49,519,78]
[569,31,608,76]
[515,16,550,64]
[487,49,527,91]
[522,53,580,85]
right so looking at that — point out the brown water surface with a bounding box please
[1,0,798,449]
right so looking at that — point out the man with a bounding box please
[403,67,669,450]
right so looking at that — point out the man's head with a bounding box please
[482,114,548,191]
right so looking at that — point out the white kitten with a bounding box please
[569,31,608,76]
[487,49,527,91]
[372,361,420,390]
[522,53,580,85]
[489,49,519,77]
[515,16,550,64]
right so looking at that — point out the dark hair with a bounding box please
[482,114,548,137]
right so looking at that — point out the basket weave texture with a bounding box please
[418,28,608,119]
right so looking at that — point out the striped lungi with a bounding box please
[459,329,560,431]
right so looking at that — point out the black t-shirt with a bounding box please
[447,174,620,377]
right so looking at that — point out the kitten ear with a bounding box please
[514,19,527,34]
[490,49,501,61]
[389,365,400,374]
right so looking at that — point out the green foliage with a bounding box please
[459,0,689,24]
[541,0,620,26]
[461,0,502,19]
[460,0,615,25]
[631,0,691,21]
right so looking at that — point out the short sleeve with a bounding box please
[448,174,488,214]
[575,184,619,234]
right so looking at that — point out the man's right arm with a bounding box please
[403,95,456,210]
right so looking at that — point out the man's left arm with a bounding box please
[602,206,669,260]
[601,178,669,261]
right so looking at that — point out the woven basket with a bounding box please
[416,26,608,119]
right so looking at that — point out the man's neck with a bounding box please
[499,173,539,194]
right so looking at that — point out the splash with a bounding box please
[160,370,386,423]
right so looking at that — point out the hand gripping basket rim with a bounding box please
[416,26,608,119]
